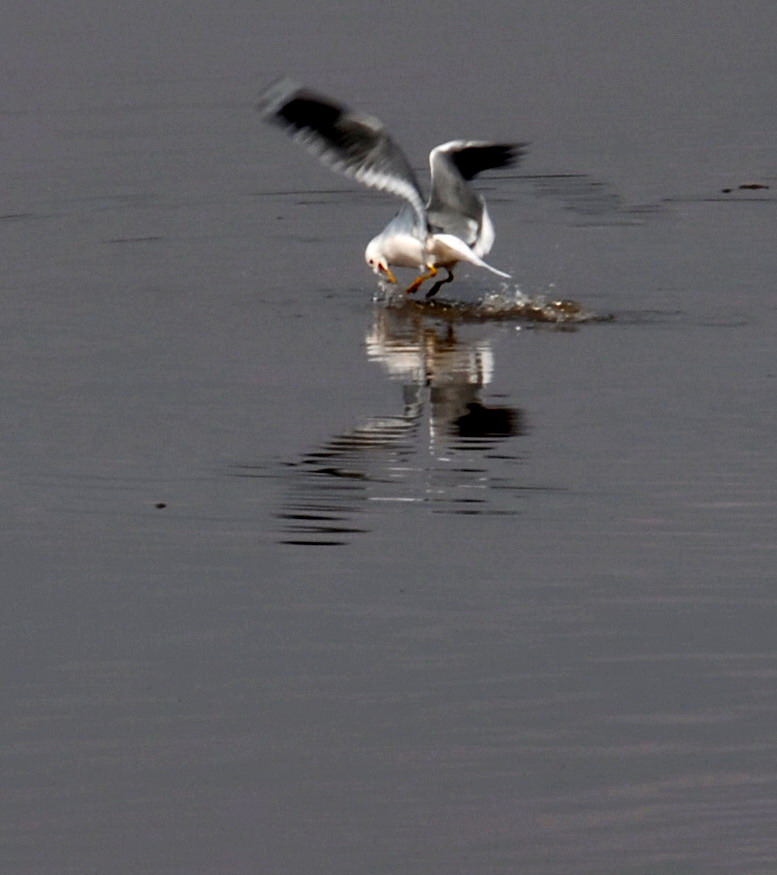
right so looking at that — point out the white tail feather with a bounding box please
[432,233,511,278]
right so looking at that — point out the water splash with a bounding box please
[375,283,602,324]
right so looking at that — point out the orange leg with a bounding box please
[404,265,438,295]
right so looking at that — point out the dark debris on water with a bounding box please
[380,293,612,325]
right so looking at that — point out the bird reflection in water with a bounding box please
[365,306,520,448]
[268,306,526,546]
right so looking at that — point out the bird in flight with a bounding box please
[258,79,524,298]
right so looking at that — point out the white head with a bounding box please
[365,238,396,284]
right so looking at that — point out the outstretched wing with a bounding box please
[427,140,525,255]
[258,78,427,229]
[433,141,524,182]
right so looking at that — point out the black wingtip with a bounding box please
[256,78,351,139]
[491,143,529,170]
[512,142,530,165]
[448,142,529,180]
[256,76,302,118]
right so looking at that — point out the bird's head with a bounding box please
[365,240,397,284]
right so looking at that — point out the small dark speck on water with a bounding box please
[722,183,770,192]
[155,502,167,509]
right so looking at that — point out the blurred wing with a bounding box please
[259,78,427,227]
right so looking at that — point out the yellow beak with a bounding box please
[379,265,397,284]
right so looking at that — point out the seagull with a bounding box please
[258,79,524,298]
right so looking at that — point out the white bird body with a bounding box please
[259,81,524,297]
[367,228,425,270]
[364,227,509,284]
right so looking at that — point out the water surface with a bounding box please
[2,2,777,873]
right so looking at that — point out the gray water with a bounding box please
[3,2,777,873]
